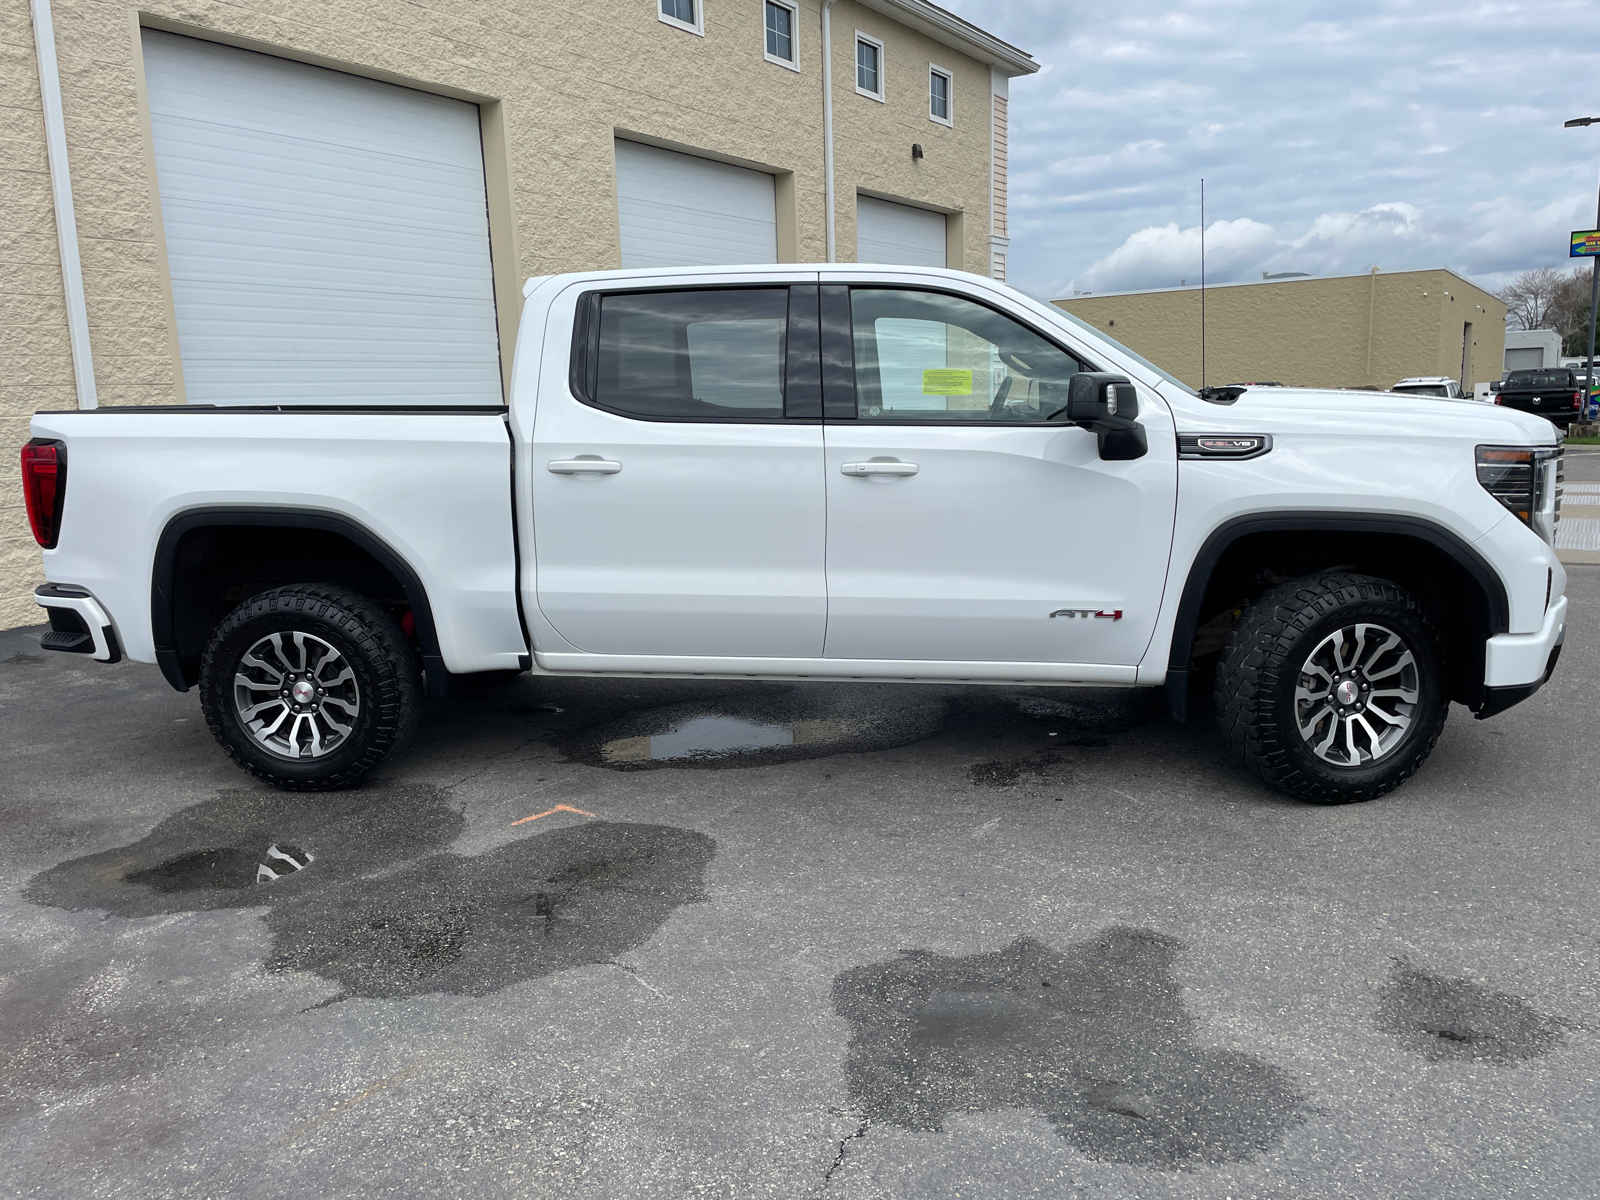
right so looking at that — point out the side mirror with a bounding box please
[1059,372,1148,460]
[1489,381,1501,393]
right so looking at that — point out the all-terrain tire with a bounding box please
[199,586,422,791]
[1215,572,1448,804]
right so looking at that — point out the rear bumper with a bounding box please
[34,583,122,663]
[1476,593,1565,719]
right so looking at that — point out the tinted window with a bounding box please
[1505,371,1572,388]
[1395,384,1448,397]
[594,289,787,420]
[849,289,1086,422]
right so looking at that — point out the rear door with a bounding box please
[818,280,1178,670]
[529,279,826,659]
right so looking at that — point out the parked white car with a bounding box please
[24,265,1566,804]
[1392,376,1469,399]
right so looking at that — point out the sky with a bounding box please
[938,0,1600,300]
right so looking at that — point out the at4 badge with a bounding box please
[1049,608,1123,620]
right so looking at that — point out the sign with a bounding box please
[1570,229,1600,257]
[921,368,973,395]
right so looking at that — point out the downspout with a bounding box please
[30,0,96,409]
[821,0,840,262]
[1364,266,1379,386]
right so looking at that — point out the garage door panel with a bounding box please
[142,30,501,407]
[856,196,947,268]
[615,140,778,268]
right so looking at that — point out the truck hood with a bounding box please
[1165,385,1561,446]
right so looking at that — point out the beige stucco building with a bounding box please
[1,0,1034,628]
[1053,269,1506,394]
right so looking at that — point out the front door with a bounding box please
[532,284,826,659]
[820,284,1178,667]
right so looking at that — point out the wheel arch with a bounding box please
[152,507,444,694]
[1165,512,1510,721]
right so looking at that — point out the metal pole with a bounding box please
[1586,171,1599,421]
[1200,179,1206,388]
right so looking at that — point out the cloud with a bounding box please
[1068,203,1435,294]
[936,0,1600,298]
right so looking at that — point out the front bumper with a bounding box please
[1477,593,1565,719]
[34,583,122,663]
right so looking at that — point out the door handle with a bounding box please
[547,458,622,475]
[840,461,918,477]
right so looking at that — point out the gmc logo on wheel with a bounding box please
[1049,608,1123,620]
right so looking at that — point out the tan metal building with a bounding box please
[1,0,1035,628]
[1053,269,1506,394]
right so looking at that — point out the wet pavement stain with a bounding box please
[1376,958,1569,1064]
[556,683,1158,773]
[264,822,714,1001]
[832,930,1303,1167]
[25,786,463,917]
[968,753,1065,789]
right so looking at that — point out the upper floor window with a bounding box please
[929,66,952,125]
[764,1,798,68]
[659,0,702,36]
[855,34,884,100]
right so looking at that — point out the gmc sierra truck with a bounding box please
[23,265,1567,804]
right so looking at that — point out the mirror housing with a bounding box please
[1489,381,1501,393]
[1059,372,1148,460]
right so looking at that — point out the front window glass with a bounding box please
[661,0,695,25]
[849,289,1086,423]
[765,2,793,60]
[930,70,950,120]
[595,289,787,420]
[856,40,880,94]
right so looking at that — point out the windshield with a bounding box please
[1506,371,1571,388]
[1013,288,1199,397]
[1395,384,1448,397]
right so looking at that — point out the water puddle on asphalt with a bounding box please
[832,929,1304,1167]
[599,714,851,763]
[1376,958,1568,1064]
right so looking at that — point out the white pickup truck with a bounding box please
[23,265,1567,804]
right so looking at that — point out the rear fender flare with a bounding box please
[151,507,444,694]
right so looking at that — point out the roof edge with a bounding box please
[856,0,1039,75]
[1052,267,1506,305]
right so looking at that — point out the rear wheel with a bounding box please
[199,586,422,790]
[1215,572,1448,804]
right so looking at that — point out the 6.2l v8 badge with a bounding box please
[1050,608,1123,620]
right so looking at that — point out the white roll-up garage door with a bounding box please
[142,31,501,406]
[856,196,948,268]
[615,140,777,269]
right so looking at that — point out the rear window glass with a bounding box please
[594,289,788,420]
[1505,371,1571,388]
[1395,384,1448,397]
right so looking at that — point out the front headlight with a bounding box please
[1476,444,1563,542]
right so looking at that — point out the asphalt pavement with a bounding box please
[1,564,1597,1200]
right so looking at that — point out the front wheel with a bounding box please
[199,586,422,791]
[1215,572,1448,804]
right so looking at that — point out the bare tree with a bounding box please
[1497,266,1570,331]
[1552,269,1594,356]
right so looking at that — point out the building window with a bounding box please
[764,0,798,68]
[929,65,952,125]
[855,34,884,100]
[659,0,702,36]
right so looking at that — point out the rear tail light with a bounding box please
[21,439,67,549]
[1476,444,1562,540]
[1574,391,1582,409]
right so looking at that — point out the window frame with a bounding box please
[763,0,800,70]
[854,32,885,101]
[821,284,1106,427]
[569,285,823,425]
[928,64,953,126]
[658,0,704,38]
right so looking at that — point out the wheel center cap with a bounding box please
[291,680,316,705]
[1336,680,1361,706]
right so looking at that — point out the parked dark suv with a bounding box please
[1491,368,1586,429]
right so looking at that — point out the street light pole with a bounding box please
[1566,116,1600,421]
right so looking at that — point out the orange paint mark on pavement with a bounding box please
[511,804,596,826]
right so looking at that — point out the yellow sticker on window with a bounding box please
[922,368,973,396]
